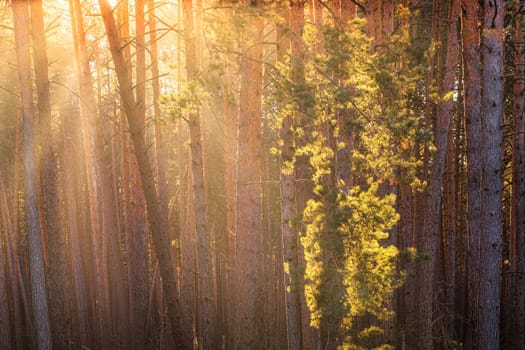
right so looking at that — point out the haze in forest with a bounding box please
[0,0,520,349]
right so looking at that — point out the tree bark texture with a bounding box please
[181,1,216,348]
[418,1,460,348]
[461,0,483,347]
[29,0,71,347]
[513,3,525,349]
[12,1,52,348]
[479,1,504,349]
[235,2,264,348]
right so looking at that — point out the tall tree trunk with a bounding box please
[2,120,29,350]
[281,3,304,350]
[419,1,460,348]
[340,0,356,24]
[222,52,237,349]
[147,0,169,248]
[177,3,196,345]
[11,1,52,348]
[98,1,191,348]
[444,115,457,343]
[461,0,483,347]
[116,3,134,347]
[128,1,148,348]
[69,0,114,346]
[479,1,504,348]
[382,0,394,37]
[182,151,197,347]
[181,1,216,348]
[29,1,71,347]
[513,3,525,349]
[0,177,12,349]
[366,0,383,45]
[60,109,90,348]
[235,1,264,348]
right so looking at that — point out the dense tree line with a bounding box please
[0,0,521,349]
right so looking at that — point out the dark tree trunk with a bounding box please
[461,0,483,347]
[419,1,460,348]
[479,1,504,348]
[513,3,525,349]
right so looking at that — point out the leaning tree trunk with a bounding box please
[98,1,191,348]
[11,1,52,349]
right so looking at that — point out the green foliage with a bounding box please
[272,5,429,349]
[160,80,209,121]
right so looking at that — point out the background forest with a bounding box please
[0,0,520,349]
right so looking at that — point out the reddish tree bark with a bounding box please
[0,175,12,349]
[461,0,483,347]
[234,1,264,348]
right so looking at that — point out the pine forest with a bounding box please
[0,0,522,349]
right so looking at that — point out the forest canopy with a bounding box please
[0,0,520,349]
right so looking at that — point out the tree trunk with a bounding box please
[181,1,216,348]
[29,1,71,347]
[444,113,457,343]
[0,176,12,349]
[3,118,29,350]
[235,1,264,348]
[98,1,191,348]
[115,3,134,347]
[461,0,483,347]
[382,0,394,37]
[419,1,460,348]
[11,1,52,348]
[479,1,504,348]
[513,3,525,349]
[222,51,238,349]
[68,0,113,346]
[366,0,383,45]
[60,109,90,348]
[281,3,304,350]
[147,0,169,250]
[129,1,148,348]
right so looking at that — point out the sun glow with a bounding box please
[53,0,118,14]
